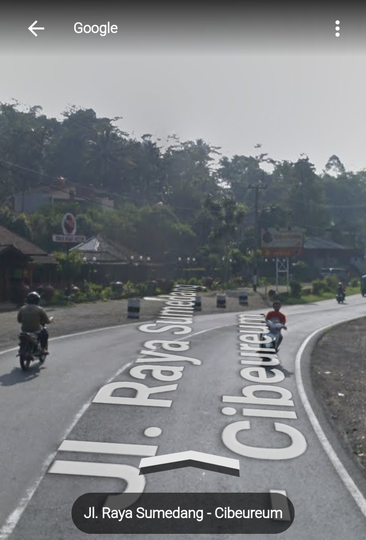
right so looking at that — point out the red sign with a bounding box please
[262,248,304,257]
[62,213,77,235]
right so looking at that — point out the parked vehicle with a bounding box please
[17,326,49,371]
[320,267,348,282]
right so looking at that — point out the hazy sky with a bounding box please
[1,3,366,173]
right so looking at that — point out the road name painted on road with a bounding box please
[221,313,307,460]
[47,300,307,508]
[47,284,201,507]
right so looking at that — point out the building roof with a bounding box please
[14,181,112,199]
[0,225,47,256]
[31,254,57,265]
[0,245,24,257]
[70,234,142,263]
[304,237,350,250]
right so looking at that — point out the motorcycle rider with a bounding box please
[265,300,287,348]
[17,291,53,354]
[337,281,346,301]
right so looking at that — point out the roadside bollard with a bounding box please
[216,293,227,308]
[127,298,141,319]
[194,296,202,311]
[239,291,248,306]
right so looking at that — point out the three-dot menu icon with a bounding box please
[335,20,340,37]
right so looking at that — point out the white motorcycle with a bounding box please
[261,318,287,353]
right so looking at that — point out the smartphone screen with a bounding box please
[1,3,366,540]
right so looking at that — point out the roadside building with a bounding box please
[0,225,56,302]
[303,236,355,273]
[12,180,114,214]
[70,234,155,283]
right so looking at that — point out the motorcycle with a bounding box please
[336,291,345,304]
[361,275,366,297]
[261,319,287,353]
[17,321,53,371]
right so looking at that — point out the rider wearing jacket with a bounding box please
[265,300,287,348]
[17,292,52,354]
[337,282,346,300]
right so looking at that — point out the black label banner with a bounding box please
[72,492,294,534]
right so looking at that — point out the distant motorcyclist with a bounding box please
[265,300,287,348]
[337,282,346,301]
[17,292,53,354]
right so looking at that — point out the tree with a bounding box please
[0,101,59,199]
[161,138,221,223]
[54,250,83,285]
[324,155,346,176]
[271,157,326,235]
[203,194,247,254]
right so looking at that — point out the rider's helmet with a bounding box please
[26,291,41,305]
[339,282,342,286]
[273,300,281,309]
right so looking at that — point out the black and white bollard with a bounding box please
[239,291,248,306]
[216,293,227,308]
[127,298,141,319]
[194,296,202,311]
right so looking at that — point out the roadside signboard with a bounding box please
[52,235,86,243]
[261,227,304,249]
[52,213,85,243]
[262,247,304,257]
[62,213,77,235]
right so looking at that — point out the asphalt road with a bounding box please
[1,293,366,539]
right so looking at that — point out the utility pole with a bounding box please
[249,183,267,291]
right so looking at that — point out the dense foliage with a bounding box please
[1,101,365,270]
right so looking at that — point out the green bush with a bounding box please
[223,279,239,289]
[202,277,214,289]
[268,289,276,300]
[277,292,289,302]
[323,275,339,291]
[311,276,342,296]
[312,279,326,295]
[50,289,68,305]
[350,277,359,287]
[230,276,245,287]
[290,280,302,298]
[121,281,137,298]
[210,280,221,290]
[88,283,103,294]
[74,292,88,303]
[101,287,112,300]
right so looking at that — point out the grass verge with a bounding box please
[277,286,360,305]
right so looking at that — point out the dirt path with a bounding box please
[311,318,366,476]
[0,289,271,352]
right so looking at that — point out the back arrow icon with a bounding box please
[28,20,45,37]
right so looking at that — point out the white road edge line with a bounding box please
[0,356,134,540]
[0,321,234,539]
[0,323,131,356]
[7,310,363,536]
[295,316,366,518]
[0,297,360,357]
